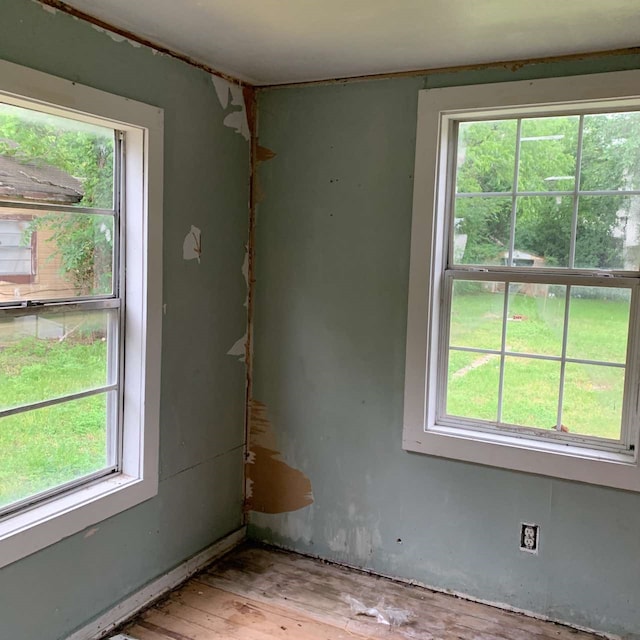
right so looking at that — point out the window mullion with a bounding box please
[497,284,510,423]
[507,119,522,267]
[569,115,585,269]
[555,285,573,431]
[0,384,118,420]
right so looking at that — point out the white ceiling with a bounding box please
[59,0,640,85]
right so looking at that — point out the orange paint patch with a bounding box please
[246,401,313,514]
[256,145,277,162]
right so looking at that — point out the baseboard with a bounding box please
[66,526,247,640]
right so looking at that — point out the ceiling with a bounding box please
[58,0,640,85]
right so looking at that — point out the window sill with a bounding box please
[0,471,157,569]
[403,421,640,491]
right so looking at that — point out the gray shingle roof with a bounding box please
[0,155,84,205]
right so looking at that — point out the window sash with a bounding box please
[436,270,639,453]
[0,126,123,517]
[445,111,640,273]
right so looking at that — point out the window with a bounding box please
[403,71,640,491]
[0,60,163,567]
[0,218,35,283]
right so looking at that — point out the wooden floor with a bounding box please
[119,544,600,640]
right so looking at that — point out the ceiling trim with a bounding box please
[36,0,248,87]
[258,45,640,90]
[36,0,640,91]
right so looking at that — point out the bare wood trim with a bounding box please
[243,88,258,518]
[35,0,247,87]
[257,46,640,90]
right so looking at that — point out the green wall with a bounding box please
[0,2,249,638]
[252,59,640,638]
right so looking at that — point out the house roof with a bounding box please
[0,155,84,205]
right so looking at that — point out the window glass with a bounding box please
[518,116,579,192]
[0,102,119,517]
[0,393,112,510]
[0,103,114,209]
[456,120,517,193]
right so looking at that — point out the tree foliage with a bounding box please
[455,113,640,270]
[0,109,114,294]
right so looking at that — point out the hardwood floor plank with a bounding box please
[116,544,602,640]
[124,623,176,640]
[168,582,364,640]
[204,546,592,640]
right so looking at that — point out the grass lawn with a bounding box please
[0,330,108,509]
[447,287,629,440]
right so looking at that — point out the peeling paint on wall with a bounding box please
[227,249,249,361]
[91,24,142,48]
[246,400,313,514]
[227,332,247,361]
[33,0,57,14]
[211,76,250,141]
[182,225,202,263]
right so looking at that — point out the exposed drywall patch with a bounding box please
[182,225,202,263]
[211,76,250,141]
[227,332,247,361]
[83,527,99,539]
[34,0,57,14]
[324,510,383,562]
[91,24,141,48]
[250,507,315,545]
[246,400,313,514]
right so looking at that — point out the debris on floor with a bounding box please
[345,594,413,626]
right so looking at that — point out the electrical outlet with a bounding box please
[520,523,539,554]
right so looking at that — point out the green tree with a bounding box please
[0,108,114,294]
[455,113,640,270]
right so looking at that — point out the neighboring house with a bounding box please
[0,154,83,301]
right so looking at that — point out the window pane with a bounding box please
[575,195,639,270]
[449,279,504,350]
[0,211,114,303]
[456,120,517,194]
[453,196,511,265]
[0,308,116,411]
[566,286,630,364]
[0,103,114,209]
[513,196,572,268]
[446,349,499,422]
[580,111,640,192]
[505,284,566,356]
[518,116,579,192]
[502,356,560,429]
[562,364,624,440]
[0,392,112,510]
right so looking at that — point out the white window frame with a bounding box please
[404,70,640,491]
[0,60,163,568]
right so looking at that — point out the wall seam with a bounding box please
[242,87,259,523]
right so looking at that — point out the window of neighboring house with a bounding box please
[0,218,35,283]
[404,71,640,491]
[0,59,163,568]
